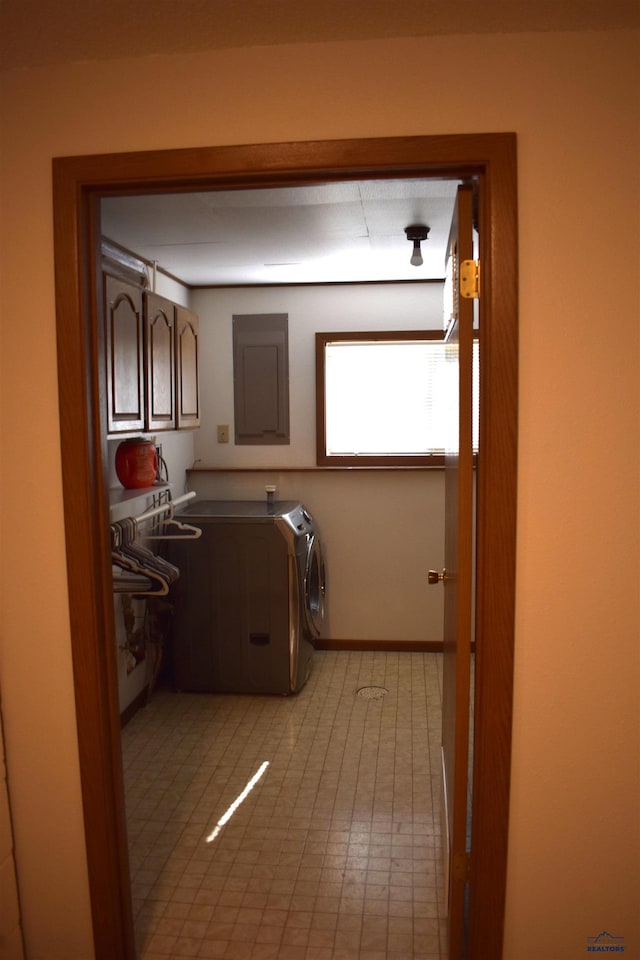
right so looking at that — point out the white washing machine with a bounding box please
[166,501,325,694]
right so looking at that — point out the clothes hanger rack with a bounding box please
[134,490,196,528]
[111,491,200,596]
[138,492,202,541]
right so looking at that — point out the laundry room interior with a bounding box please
[106,180,457,719]
[104,182,456,954]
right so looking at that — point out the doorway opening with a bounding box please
[52,132,517,960]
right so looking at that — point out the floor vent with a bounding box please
[356,685,388,700]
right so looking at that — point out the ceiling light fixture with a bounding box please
[404,224,430,267]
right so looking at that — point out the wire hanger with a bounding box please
[111,518,180,597]
[142,502,202,541]
[110,492,200,595]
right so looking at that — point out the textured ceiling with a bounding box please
[2,0,638,71]
[101,178,461,286]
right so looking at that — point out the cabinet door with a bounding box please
[175,306,200,429]
[105,275,144,433]
[144,291,176,431]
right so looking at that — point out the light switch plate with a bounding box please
[217,424,229,443]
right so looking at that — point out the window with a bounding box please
[316,331,478,467]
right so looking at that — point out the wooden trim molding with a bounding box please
[52,133,517,960]
[53,166,137,960]
[315,639,444,653]
[119,686,149,729]
[315,330,447,468]
[466,139,518,959]
[188,465,447,472]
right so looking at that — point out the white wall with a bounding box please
[192,283,443,466]
[189,283,445,642]
[187,468,445,644]
[1,28,638,960]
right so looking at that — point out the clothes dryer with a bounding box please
[166,501,325,694]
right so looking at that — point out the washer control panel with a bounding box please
[282,504,314,535]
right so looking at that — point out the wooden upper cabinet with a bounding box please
[144,291,176,432]
[104,274,144,433]
[104,273,199,434]
[175,306,200,429]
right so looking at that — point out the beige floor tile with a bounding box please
[123,651,446,959]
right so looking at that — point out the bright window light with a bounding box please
[318,333,478,466]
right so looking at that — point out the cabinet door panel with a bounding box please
[175,306,200,428]
[145,292,176,431]
[105,275,144,433]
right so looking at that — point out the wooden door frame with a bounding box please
[52,133,518,960]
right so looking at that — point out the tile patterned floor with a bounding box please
[121,650,446,959]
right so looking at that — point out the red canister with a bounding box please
[115,438,158,489]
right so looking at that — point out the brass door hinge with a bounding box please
[453,851,471,882]
[460,259,480,299]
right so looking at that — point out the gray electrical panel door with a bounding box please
[233,313,289,444]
